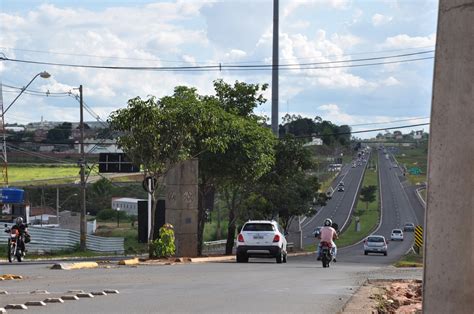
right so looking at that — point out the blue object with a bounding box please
[0,188,25,204]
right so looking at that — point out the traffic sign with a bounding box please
[414,225,423,248]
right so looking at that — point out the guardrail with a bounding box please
[0,224,124,254]
[203,240,230,254]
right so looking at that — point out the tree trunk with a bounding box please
[225,207,236,255]
[216,205,221,239]
[197,183,215,256]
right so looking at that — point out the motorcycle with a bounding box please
[4,224,24,263]
[320,241,332,268]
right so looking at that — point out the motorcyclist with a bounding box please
[11,217,29,255]
[316,218,338,262]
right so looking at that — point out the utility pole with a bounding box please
[423,1,473,312]
[271,0,279,137]
[79,85,87,250]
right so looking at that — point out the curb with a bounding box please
[118,258,140,266]
[415,187,426,208]
[51,262,99,270]
[189,256,235,263]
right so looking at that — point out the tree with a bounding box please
[46,122,72,143]
[245,135,321,231]
[360,185,377,210]
[108,87,225,257]
[87,178,114,215]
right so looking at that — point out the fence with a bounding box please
[0,224,124,254]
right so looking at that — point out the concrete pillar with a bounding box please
[165,159,199,257]
[423,1,474,313]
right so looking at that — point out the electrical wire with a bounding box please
[0,51,434,72]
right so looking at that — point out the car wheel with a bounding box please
[236,253,248,263]
[384,252,387,256]
[276,252,283,264]
[282,252,287,263]
[364,251,368,255]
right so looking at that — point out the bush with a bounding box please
[96,208,128,221]
[152,223,176,258]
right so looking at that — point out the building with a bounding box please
[413,130,424,140]
[111,197,146,216]
[76,138,122,154]
[393,131,403,140]
[303,137,323,146]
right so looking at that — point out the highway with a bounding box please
[301,153,368,247]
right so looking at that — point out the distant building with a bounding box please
[111,197,146,216]
[303,137,323,147]
[38,145,55,152]
[76,138,122,154]
[393,131,403,140]
[5,126,25,132]
[413,130,424,140]
[384,132,394,140]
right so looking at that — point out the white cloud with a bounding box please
[283,0,352,18]
[372,13,393,26]
[317,103,358,125]
[382,76,401,86]
[382,33,436,49]
[224,49,247,60]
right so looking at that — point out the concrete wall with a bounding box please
[423,1,474,312]
[165,159,199,257]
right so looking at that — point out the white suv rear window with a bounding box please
[243,223,275,232]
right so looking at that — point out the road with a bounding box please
[0,258,422,314]
[301,154,368,247]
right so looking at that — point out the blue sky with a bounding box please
[0,0,438,137]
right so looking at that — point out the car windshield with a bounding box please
[368,237,384,242]
[405,223,414,227]
[393,230,402,233]
[243,223,275,232]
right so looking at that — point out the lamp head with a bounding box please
[39,71,51,79]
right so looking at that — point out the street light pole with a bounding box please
[271,0,279,137]
[78,85,87,250]
[116,207,120,227]
[0,71,50,187]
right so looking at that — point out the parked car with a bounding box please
[236,220,288,263]
[403,223,415,232]
[391,229,404,241]
[364,235,388,256]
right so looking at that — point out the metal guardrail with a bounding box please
[0,224,124,254]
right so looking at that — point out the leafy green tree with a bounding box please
[46,122,72,143]
[108,87,224,257]
[87,178,114,215]
[360,185,377,210]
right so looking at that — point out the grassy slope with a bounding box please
[336,153,380,248]
[394,144,428,185]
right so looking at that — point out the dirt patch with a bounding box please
[342,280,422,314]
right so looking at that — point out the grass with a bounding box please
[95,222,147,255]
[8,165,80,183]
[394,144,428,185]
[420,189,427,202]
[337,153,380,248]
[394,252,424,267]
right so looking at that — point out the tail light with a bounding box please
[238,234,244,242]
[273,234,280,242]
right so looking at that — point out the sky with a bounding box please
[0,0,438,138]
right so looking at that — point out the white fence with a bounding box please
[1,224,124,254]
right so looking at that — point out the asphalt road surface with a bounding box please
[301,154,368,247]
[0,257,421,314]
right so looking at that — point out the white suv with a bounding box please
[236,220,288,263]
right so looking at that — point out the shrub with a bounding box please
[96,208,128,221]
[152,223,176,258]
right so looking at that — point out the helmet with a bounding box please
[15,217,23,225]
[324,218,332,227]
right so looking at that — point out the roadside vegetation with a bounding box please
[394,252,424,267]
[393,143,428,185]
[337,152,380,248]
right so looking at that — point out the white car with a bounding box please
[364,235,388,256]
[391,229,404,241]
[236,220,288,263]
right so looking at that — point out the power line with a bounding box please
[0,45,435,65]
[0,51,434,72]
[349,117,430,127]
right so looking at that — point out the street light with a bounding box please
[116,207,120,227]
[1,71,51,187]
[2,71,51,116]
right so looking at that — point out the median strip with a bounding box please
[51,262,99,270]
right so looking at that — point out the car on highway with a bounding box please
[403,223,415,232]
[337,185,344,192]
[312,226,322,237]
[236,220,288,263]
[364,235,388,256]
[393,164,398,168]
[390,229,404,241]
